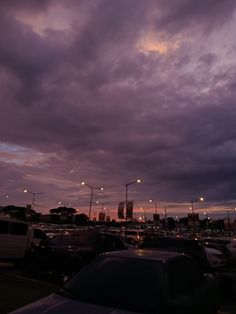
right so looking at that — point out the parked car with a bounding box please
[203,246,227,269]
[139,236,210,271]
[201,237,236,262]
[120,227,147,244]
[201,239,232,265]
[0,218,47,261]
[11,249,220,314]
[23,229,127,279]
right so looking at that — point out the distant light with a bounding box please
[81,182,85,185]
[137,179,141,183]
[200,197,204,202]
[24,189,28,193]
[100,187,104,190]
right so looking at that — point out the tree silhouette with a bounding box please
[50,206,77,216]
[75,213,89,225]
[0,205,28,220]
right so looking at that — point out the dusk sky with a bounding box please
[1,0,236,220]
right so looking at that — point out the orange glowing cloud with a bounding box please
[137,34,180,54]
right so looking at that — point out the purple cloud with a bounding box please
[0,0,236,219]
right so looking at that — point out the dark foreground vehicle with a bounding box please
[139,236,210,271]
[23,229,127,279]
[10,250,219,314]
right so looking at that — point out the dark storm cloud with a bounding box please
[0,0,50,12]
[156,0,236,34]
[0,0,236,214]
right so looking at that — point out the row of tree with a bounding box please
[0,205,86,222]
[0,205,227,230]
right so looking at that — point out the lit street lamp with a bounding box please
[0,195,9,206]
[125,179,141,220]
[24,189,44,209]
[81,182,104,220]
[0,195,9,199]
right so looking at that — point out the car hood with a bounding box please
[9,293,144,314]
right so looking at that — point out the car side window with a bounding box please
[0,220,10,234]
[10,222,28,236]
[167,257,204,298]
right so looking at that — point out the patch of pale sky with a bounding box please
[23,172,75,189]
[15,3,77,37]
[0,142,55,167]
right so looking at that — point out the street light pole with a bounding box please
[125,179,141,221]
[190,197,204,233]
[149,200,159,215]
[191,197,204,214]
[24,190,44,209]
[81,182,104,220]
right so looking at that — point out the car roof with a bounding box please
[146,235,197,241]
[101,248,185,262]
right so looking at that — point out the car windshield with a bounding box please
[60,256,163,313]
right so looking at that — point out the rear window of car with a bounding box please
[63,256,163,313]
[0,220,10,234]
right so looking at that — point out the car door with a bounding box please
[0,220,10,258]
[166,257,218,314]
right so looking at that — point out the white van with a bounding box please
[0,218,47,260]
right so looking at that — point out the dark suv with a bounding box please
[24,229,127,279]
[139,236,210,271]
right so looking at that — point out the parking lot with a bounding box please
[0,263,58,314]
